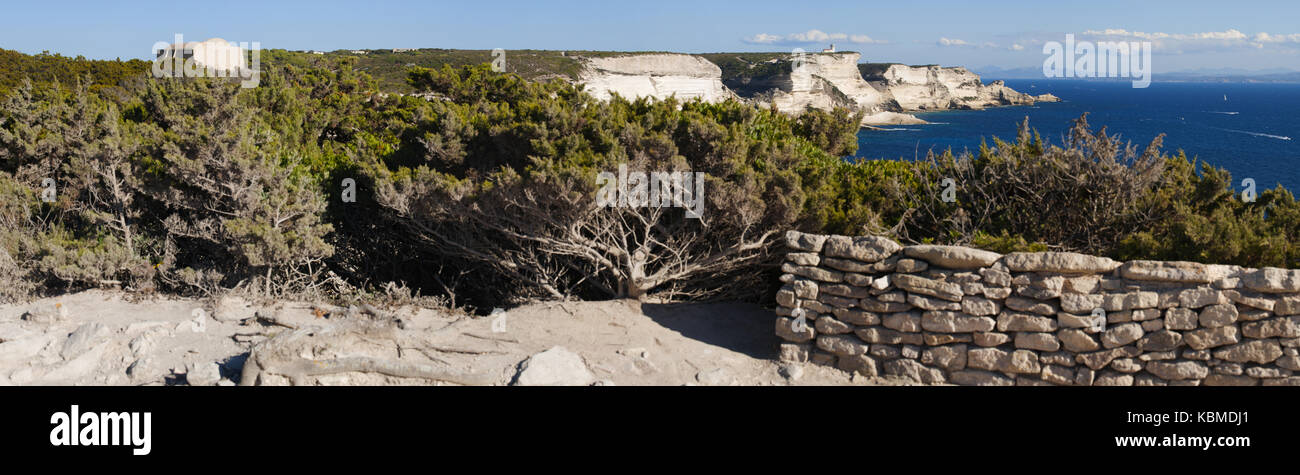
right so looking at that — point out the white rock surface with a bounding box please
[512,346,596,386]
[579,54,734,103]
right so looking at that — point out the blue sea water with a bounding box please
[852,80,1300,192]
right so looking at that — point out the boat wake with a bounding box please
[1205,111,1240,115]
[1216,128,1292,141]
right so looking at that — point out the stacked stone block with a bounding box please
[775,231,1300,386]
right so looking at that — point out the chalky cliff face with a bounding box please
[864,64,1059,111]
[577,54,736,103]
[776,231,1300,386]
[574,52,1057,126]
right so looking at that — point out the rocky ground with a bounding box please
[0,290,913,386]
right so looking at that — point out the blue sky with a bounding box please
[2,0,1298,72]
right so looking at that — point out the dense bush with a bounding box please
[899,114,1300,268]
[362,64,866,303]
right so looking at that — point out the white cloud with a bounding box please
[743,29,887,46]
[1074,28,1300,51]
[1081,28,1248,41]
[937,38,1002,49]
[1009,43,1025,51]
[1254,32,1300,43]
[849,34,884,44]
[744,33,783,44]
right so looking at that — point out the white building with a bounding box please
[822,44,836,53]
[155,38,247,74]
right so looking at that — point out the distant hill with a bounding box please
[973,65,1300,83]
[265,48,684,94]
[0,48,151,96]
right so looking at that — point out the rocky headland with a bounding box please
[574,51,1058,126]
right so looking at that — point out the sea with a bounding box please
[852,79,1300,193]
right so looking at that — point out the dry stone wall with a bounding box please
[775,231,1300,386]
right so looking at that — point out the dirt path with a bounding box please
[0,290,902,386]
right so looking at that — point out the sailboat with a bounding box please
[1224,94,1228,101]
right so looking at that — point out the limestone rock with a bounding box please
[836,354,878,376]
[786,252,820,267]
[1179,288,1227,308]
[186,362,222,386]
[882,311,923,332]
[903,245,1002,269]
[1094,371,1135,386]
[1223,290,1275,312]
[995,312,1057,332]
[822,257,875,273]
[980,268,1012,287]
[1002,252,1121,274]
[775,317,815,343]
[832,308,881,326]
[1059,329,1101,352]
[816,335,869,356]
[780,263,843,283]
[1144,360,1209,380]
[778,343,811,363]
[1040,365,1074,385]
[1243,267,1300,293]
[60,322,112,360]
[855,327,923,345]
[1204,374,1258,386]
[895,258,928,273]
[514,347,596,386]
[920,311,995,333]
[1101,323,1144,349]
[1061,294,1105,314]
[822,235,902,263]
[1242,316,1300,339]
[1164,308,1199,331]
[1004,297,1056,316]
[785,231,827,252]
[1015,332,1061,352]
[814,316,853,335]
[1276,296,1300,316]
[1076,346,1140,370]
[960,296,1000,316]
[1119,260,1213,283]
[858,299,913,313]
[920,344,967,370]
[972,331,1011,347]
[1136,330,1184,352]
[948,370,1013,386]
[906,294,961,311]
[1198,304,1238,327]
[1212,340,1283,364]
[1101,292,1159,311]
[1183,326,1240,350]
[892,274,963,302]
[883,359,945,384]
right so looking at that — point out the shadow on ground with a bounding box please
[639,302,778,359]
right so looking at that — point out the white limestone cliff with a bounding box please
[577,54,735,103]
[867,64,1059,111]
[763,52,895,120]
[572,52,1056,127]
